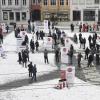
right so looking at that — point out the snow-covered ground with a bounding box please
[0,30,100,100]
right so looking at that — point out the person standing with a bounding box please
[87,54,94,67]
[77,53,83,68]
[32,64,37,81]
[70,23,74,32]
[35,40,39,51]
[18,52,22,64]
[30,39,35,53]
[44,49,49,64]
[22,50,27,68]
[83,38,86,49]
[6,25,9,33]
[85,47,90,60]
[28,62,34,77]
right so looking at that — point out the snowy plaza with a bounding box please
[0,21,100,100]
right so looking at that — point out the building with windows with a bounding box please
[0,0,30,24]
[70,0,100,22]
[30,0,70,21]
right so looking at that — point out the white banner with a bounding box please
[66,66,75,87]
[43,37,53,50]
[61,47,69,64]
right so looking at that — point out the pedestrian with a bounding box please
[36,31,39,40]
[0,33,3,44]
[32,64,37,81]
[24,34,29,44]
[79,23,82,32]
[85,47,90,60]
[35,40,39,51]
[83,38,86,49]
[30,39,35,53]
[44,49,49,64]
[87,54,94,67]
[73,33,78,43]
[77,53,83,68]
[18,52,22,64]
[28,62,34,77]
[22,50,27,67]
[70,23,74,32]
[55,48,60,63]
[6,25,9,33]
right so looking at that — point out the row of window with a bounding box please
[2,0,26,5]
[3,12,26,21]
[72,0,100,5]
[73,10,100,21]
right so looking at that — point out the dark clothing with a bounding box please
[44,49,49,64]
[85,48,90,59]
[32,65,37,81]
[18,52,22,64]
[28,63,34,77]
[22,50,27,67]
[30,39,35,53]
[35,41,39,51]
[77,53,83,68]
[88,54,94,67]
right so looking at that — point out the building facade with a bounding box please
[70,0,100,22]
[30,0,70,21]
[0,0,30,24]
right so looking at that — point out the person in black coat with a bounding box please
[28,62,34,77]
[35,40,39,51]
[32,64,37,81]
[55,48,60,63]
[44,49,49,64]
[87,54,94,67]
[85,47,90,60]
[77,53,83,68]
[18,52,22,64]
[24,35,29,44]
[22,50,27,67]
[30,39,35,53]
[0,33,3,43]
[70,23,74,32]
[83,38,86,49]
[88,35,92,48]
[36,31,39,40]
[6,25,9,33]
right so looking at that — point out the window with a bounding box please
[22,12,26,20]
[83,10,95,21]
[94,0,100,4]
[2,0,6,5]
[60,0,64,5]
[51,0,56,5]
[3,12,8,20]
[8,0,12,5]
[73,11,81,21]
[9,12,14,20]
[44,0,47,5]
[23,0,26,5]
[15,0,19,5]
[16,12,20,21]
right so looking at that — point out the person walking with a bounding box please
[18,52,22,64]
[85,47,90,60]
[35,40,39,51]
[44,49,49,64]
[30,39,35,53]
[77,53,83,68]
[32,64,37,81]
[87,54,94,67]
[28,62,34,77]
[22,50,27,68]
